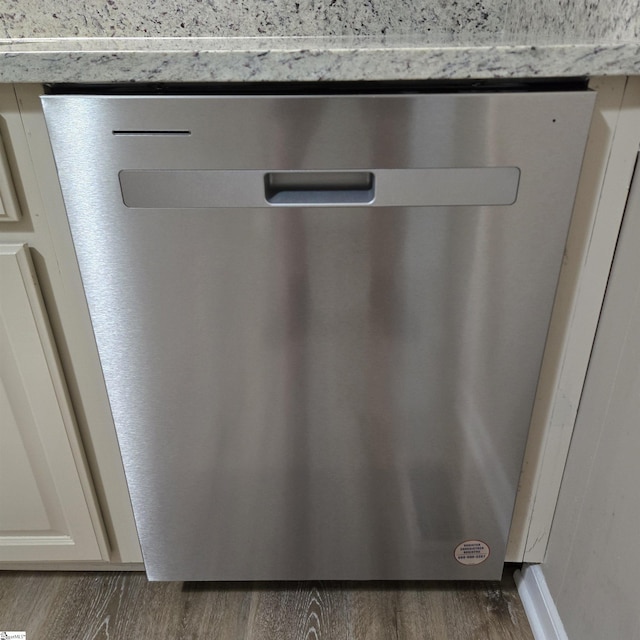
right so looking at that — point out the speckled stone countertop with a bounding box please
[0,0,639,82]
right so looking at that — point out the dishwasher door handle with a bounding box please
[264,171,375,205]
[119,167,519,209]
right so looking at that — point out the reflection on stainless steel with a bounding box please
[42,90,595,581]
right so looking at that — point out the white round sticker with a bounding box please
[454,540,490,565]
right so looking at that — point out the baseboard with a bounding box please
[514,564,569,640]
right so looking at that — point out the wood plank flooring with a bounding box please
[0,567,533,639]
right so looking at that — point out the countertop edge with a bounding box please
[1,39,639,83]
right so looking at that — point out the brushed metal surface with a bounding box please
[42,91,595,581]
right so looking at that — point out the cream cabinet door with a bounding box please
[0,244,107,561]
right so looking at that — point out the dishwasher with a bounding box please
[42,82,595,581]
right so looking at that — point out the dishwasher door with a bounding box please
[42,89,595,581]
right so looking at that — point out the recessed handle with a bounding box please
[264,171,375,205]
[119,168,519,208]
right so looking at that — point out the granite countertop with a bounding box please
[1,0,639,83]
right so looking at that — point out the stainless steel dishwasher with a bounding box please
[42,84,594,581]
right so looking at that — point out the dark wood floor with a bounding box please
[0,566,533,639]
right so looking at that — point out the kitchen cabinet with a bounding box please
[0,244,106,561]
[507,76,640,561]
[0,84,142,565]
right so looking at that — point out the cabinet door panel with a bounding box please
[0,130,20,222]
[0,380,51,532]
[0,244,107,561]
